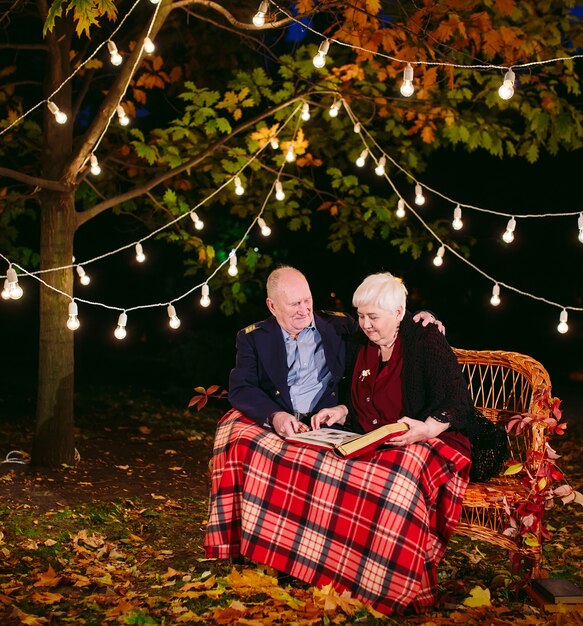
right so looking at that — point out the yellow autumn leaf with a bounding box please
[30,591,63,604]
[504,463,524,476]
[226,566,277,590]
[463,585,491,607]
[538,477,548,491]
[524,533,540,547]
[33,565,62,588]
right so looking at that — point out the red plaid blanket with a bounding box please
[204,410,471,616]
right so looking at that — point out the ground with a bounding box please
[1,386,583,625]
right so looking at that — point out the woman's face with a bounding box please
[357,304,403,347]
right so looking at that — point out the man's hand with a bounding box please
[413,311,445,335]
[271,411,301,438]
[311,405,348,430]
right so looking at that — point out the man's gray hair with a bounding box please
[352,272,408,313]
[266,265,307,299]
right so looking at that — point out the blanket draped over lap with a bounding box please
[204,409,471,616]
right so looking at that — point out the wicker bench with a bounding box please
[452,348,552,576]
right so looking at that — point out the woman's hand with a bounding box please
[387,416,450,445]
[311,405,348,430]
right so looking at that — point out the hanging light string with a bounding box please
[0,0,148,138]
[267,0,583,71]
[1,103,302,280]
[341,99,581,220]
[339,102,582,316]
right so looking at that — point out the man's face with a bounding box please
[267,271,313,337]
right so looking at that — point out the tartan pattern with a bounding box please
[204,410,471,616]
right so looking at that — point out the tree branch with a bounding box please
[0,167,71,192]
[75,93,307,228]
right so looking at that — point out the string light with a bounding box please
[114,312,127,340]
[135,242,146,263]
[353,122,361,134]
[490,283,501,306]
[400,63,415,97]
[301,102,310,121]
[4,266,23,299]
[258,217,271,236]
[107,40,123,66]
[150,0,160,4]
[66,301,80,331]
[285,144,296,163]
[234,176,245,195]
[190,210,204,230]
[502,217,516,243]
[252,1,269,27]
[275,180,285,201]
[270,137,279,149]
[143,37,155,54]
[227,251,238,276]
[76,265,90,285]
[47,101,67,125]
[396,198,406,218]
[200,283,211,307]
[374,156,386,176]
[312,39,330,68]
[167,304,181,329]
[433,245,445,266]
[355,149,368,167]
[498,69,515,100]
[116,104,130,126]
[578,213,583,243]
[557,309,569,334]
[452,205,463,230]
[414,183,425,206]
[89,154,101,176]
[328,98,341,118]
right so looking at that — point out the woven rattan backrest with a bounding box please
[453,348,551,421]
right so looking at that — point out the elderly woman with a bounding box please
[205,272,486,616]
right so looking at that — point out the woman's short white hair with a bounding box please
[352,272,408,314]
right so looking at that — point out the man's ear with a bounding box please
[266,297,276,315]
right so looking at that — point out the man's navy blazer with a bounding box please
[228,312,357,427]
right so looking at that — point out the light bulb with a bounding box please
[375,156,386,176]
[47,101,67,124]
[167,304,181,329]
[490,283,501,306]
[190,211,204,230]
[135,242,146,263]
[107,40,123,66]
[396,198,406,218]
[150,0,160,5]
[258,217,271,237]
[66,301,80,331]
[301,102,310,121]
[200,284,211,308]
[285,145,296,163]
[452,205,463,230]
[353,122,361,134]
[433,245,445,267]
[228,252,238,276]
[312,39,330,68]
[252,1,269,27]
[76,265,91,285]
[270,137,279,149]
[400,63,415,97]
[578,213,583,243]
[117,104,129,126]
[414,183,425,206]
[275,180,285,201]
[355,149,368,167]
[557,309,569,334]
[498,69,515,100]
[234,176,245,195]
[90,154,101,176]
[502,217,516,243]
[1,279,10,300]
[114,312,127,340]
[328,100,340,118]
[143,37,155,54]
[6,266,23,299]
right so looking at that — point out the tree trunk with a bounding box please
[31,190,77,467]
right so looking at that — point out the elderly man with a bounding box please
[228,265,439,437]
